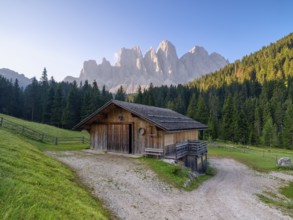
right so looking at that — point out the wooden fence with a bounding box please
[188,140,208,156]
[0,117,89,145]
[165,140,208,159]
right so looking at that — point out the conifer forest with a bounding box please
[1,33,293,148]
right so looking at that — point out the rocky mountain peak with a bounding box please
[115,46,143,68]
[102,57,109,63]
[157,40,177,58]
[157,40,174,50]
[144,47,161,74]
[64,40,228,93]
[83,60,98,70]
[189,46,208,56]
[101,58,111,67]
[0,68,32,88]
[145,47,156,57]
[156,40,178,75]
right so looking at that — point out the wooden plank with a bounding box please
[107,124,130,153]
[144,148,163,157]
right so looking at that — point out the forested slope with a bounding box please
[0,73,113,129]
[134,33,293,148]
[1,33,293,148]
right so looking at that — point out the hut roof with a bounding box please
[73,100,207,131]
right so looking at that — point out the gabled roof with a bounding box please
[73,100,207,131]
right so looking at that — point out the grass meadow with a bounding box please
[0,114,111,219]
[1,113,293,218]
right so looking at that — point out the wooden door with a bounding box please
[92,124,107,150]
[107,124,130,153]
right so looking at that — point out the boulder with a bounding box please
[277,157,292,167]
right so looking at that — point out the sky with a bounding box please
[0,0,292,81]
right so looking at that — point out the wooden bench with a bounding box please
[144,148,163,157]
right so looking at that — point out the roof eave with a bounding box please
[73,100,208,132]
[72,100,114,130]
[112,100,169,131]
[165,126,208,132]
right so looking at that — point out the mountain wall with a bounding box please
[0,68,32,88]
[64,40,228,93]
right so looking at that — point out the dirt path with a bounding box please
[48,150,292,220]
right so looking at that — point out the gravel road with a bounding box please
[48,150,292,220]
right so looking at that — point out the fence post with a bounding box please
[82,136,85,144]
[0,117,3,126]
[55,137,58,145]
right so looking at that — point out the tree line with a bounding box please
[1,33,292,148]
[0,68,114,129]
[133,79,293,149]
[133,33,293,149]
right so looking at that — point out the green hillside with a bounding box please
[0,116,110,219]
[189,32,293,90]
[0,113,89,138]
[0,114,90,151]
[133,33,293,147]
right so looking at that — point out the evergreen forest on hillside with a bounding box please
[1,33,293,148]
[134,33,293,148]
[0,71,113,129]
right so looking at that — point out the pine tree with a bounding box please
[186,93,197,119]
[147,83,155,106]
[42,87,55,124]
[40,68,49,88]
[253,104,262,144]
[51,85,63,127]
[207,116,218,140]
[207,93,220,140]
[220,95,234,140]
[261,116,275,147]
[62,81,81,128]
[173,95,185,114]
[90,81,102,111]
[9,79,23,117]
[81,92,92,119]
[282,100,293,149]
[236,109,249,144]
[134,85,143,103]
[195,95,208,124]
[115,85,126,101]
[24,77,41,121]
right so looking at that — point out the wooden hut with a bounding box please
[73,100,208,172]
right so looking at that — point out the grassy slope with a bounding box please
[5,114,291,216]
[208,142,293,216]
[0,114,89,138]
[0,115,110,219]
[0,114,90,151]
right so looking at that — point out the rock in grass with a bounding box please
[277,157,292,167]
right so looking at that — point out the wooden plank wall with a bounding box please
[163,130,198,147]
[107,124,129,153]
[132,116,164,154]
[90,124,107,150]
[90,105,199,155]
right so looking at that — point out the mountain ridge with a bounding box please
[0,68,32,88]
[189,32,293,91]
[64,40,228,93]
